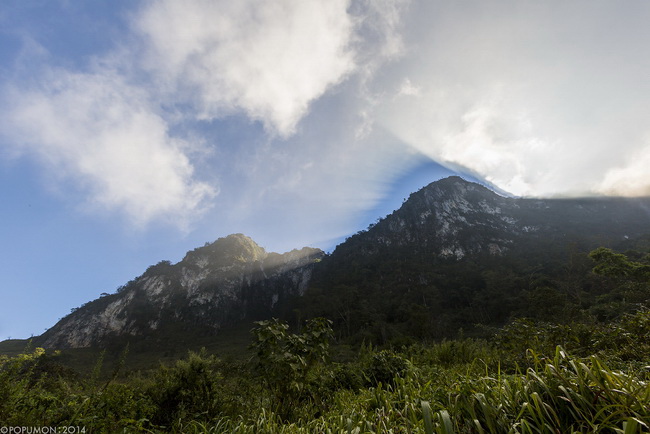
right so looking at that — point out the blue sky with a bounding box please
[1,0,650,340]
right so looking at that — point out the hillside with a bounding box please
[298,176,650,342]
[1,176,650,431]
[4,176,650,352]
[36,234,323,349]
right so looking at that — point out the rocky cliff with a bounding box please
[331,176,650,261]
[37,177,650,348]
[39,234,323,348]
[302,177,650,340]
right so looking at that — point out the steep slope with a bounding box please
[33,177,650,349]
[332,176,650,260]
[301,177,650,341]
[39,234,323,349]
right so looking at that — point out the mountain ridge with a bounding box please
[299,176,650,341]
[334,175,650,258]
[37,234,323,348]
[21,176,650,349]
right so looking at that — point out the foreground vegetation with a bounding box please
[1,247,649,432]
[1,308,649,433]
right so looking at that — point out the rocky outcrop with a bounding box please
[337,176,650,260]
[382,176,519,258]
[37,177,650,348]
[39,234,323,348]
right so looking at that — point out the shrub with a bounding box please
[250,317,333,419]
[148,349,224,425]
[362,349,410,387]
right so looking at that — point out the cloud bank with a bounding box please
[372,1,650,197]
[2,0,650,243]
[0,0,371,233]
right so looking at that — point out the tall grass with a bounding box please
[172,346,648,433]
[1,315,648,432]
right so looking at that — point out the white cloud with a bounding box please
[351,0,409,67]
[6,0,649,250]
[134,0,357,136]
[0,0,411,238]
[396,78,420,97]
[372,0,650,198]
[599,138,650,197]
[2,69,216,227]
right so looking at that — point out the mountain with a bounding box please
[32,177,650,349]
[326,176,650,259]
[38,234,323,349]
[299,176,650,341]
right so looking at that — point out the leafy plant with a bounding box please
[250,317,333,419]
[148,348,224,425]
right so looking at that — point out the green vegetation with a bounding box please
[296,241,650,345]
[1,313,649,432]
[1,247,649,432]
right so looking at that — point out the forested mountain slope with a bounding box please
[38,234,323,348]
[298,176,650,342]
[22,176,650,349]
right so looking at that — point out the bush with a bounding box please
[148,349,224,425]
[250,317,333,419]
[424,338,496,368]
[362,349,410,387]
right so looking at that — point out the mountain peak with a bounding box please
[431,175,467,185]
[183,233,267,265]
[400,176,501,215]
[425,176,493,195]
[38,233,323,348]
[212,233,266,261]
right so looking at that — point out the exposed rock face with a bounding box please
[40,234,323,349]
[380,176,518,258]
[329,176,650,263]
[37,177,650,349]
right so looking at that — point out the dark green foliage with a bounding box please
[76,382,156,432]
[1,309,649,432]
[362,349,410,387]
[495,318,590,363]
[250,317,333,418]
[1,240,649,431]
[0,347,155,431]
[590,247,650,281]
[297,241,650,347]
[591,308,650,363]
[327,362,363,390]
[589,247,650,315]
[147,349,224,425]
[420,338,497,368]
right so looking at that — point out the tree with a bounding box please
[589,247,650,315]
[589,247,650,281]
